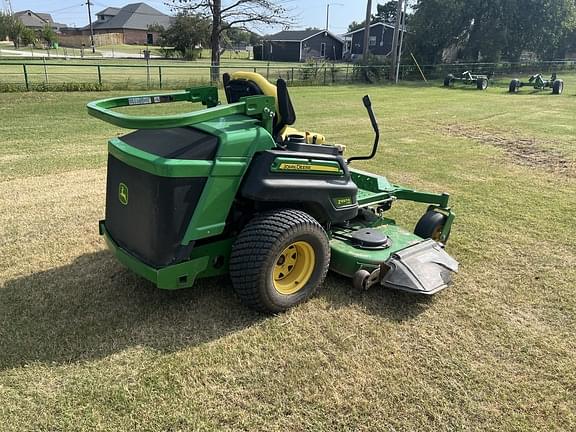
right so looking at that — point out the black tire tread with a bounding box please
[230,209,330,313]
[414,211,447,240]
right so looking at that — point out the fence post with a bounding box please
[42,58,48,84]
[97,65,102,85]
[158,66,162,89]
[345,64,349,81]
[266,62,270,80]
[323,66,327,85]
[22,64,29,91]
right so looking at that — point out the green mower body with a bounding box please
[88,74,458,313]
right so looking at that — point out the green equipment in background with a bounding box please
[87,72,458,314]
[444,70,491,90]
[509,73,564,94]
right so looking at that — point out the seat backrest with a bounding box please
[223,72,296,139]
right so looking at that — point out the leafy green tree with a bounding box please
[40,24,58,47]
[347,20,364,32]
[0,12,31,48]
[20,27,36,47]
[375,1,400,23]
[158,13,210,58]
[347,2,411,33]
[411,0,576,63]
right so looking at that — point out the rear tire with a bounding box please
[509,79,520,93]
[552,79,564,95]
[230,209,330,313]
[414,211,448,242]
[477,78,488,90]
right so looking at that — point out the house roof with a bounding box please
[89,3,171,31]
[264,29,343,43]
[14,10,55,27]
[96,7,121,16]
[342,22,401,37]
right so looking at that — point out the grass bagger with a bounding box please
[444,70,491,90]
[87,72,458,313]
[509,73,564,94]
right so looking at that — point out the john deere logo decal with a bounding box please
[118,183,128,205]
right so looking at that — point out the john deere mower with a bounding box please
[87,72,458,313]
[509,73,564,94]
[444,70,491,90]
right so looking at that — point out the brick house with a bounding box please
[85,2,172,45]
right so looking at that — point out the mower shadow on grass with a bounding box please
[0,252,430,370]
[319,273,435,321]
[0,251,262,370]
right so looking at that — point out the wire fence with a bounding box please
[0,59,575,92]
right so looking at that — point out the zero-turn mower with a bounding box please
[509,73,564,94]
[87,72,458,313]
[444,70,491,90]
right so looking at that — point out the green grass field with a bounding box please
[1,81,575,431]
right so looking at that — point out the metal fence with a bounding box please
[0,59,575,91]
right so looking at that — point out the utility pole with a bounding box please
[3,0,13,15]
[389,0,404,81]
[394,0,408,83]
[325,3,343,32]
[362,0,372,63]
[86,1,96,53]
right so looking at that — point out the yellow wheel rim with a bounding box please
[273,241,315,295]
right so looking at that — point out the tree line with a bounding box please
[356,0,576,63]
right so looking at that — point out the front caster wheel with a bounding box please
[353,269,371,290]
[414,211,448,242]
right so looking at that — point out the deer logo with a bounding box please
[118,182,129,206]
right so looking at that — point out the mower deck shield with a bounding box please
[381,239,458,294]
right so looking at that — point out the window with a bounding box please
[320,42,326,57]
[369,36,377,46]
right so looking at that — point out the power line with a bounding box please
[48,4,85,14]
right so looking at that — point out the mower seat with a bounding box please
[223,72,326,145]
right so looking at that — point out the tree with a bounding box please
[0,13,33,48]
[347,2,412,33]
[171,0,294,82]
[159,13,210,58]
[375,1,400,23]
[40,24,58,48]
[347,21,364,32]
[20,27,36,47]
[411,0,576,63]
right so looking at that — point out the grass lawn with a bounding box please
[0,81,575,431]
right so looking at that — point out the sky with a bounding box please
[7,0,378,35]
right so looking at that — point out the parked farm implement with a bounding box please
[509,73,564,94]
[444,71,492,90]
